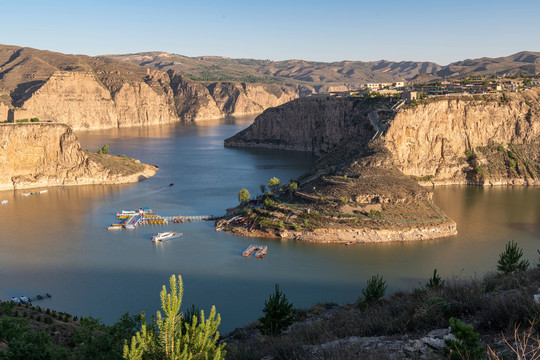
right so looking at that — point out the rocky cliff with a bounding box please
[0,123,157,190]
[227,90,540,186]
[0,45,299,129]
[384,91,540,185]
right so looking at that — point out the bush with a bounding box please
[44,317,53,324]
[444,318,485,360]
[465,150,474,160]
[30,117,39,122]
[361,275,387,305]
[258,284,294,336]
[268,177,281,193]
[497,241,529,274]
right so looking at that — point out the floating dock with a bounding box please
[108,207,216,230]
[243,245,268,258]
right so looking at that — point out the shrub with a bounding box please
[508,150,516,160]
[466,150,474,160]
[508,158,517,169]
[425,269,446,290]
[268,177,281,193]
[258,284,294,336]
[361,275,387,305]
[44,317,53,324]
[497,241,529,274]
[30,117,39,122]
[497,144,505,153]
[444,318,485,360]
[101,144,109,154]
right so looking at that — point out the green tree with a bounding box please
[287,181,298,193]
[361,275,387,305]
[497,241,529,274]
[443,318,484,360]
[259,184,266,195]
[101,144,110,155]
[123,275,225,360]
[257,284,293,336]
[268,177,280,193]
[238,188,250,204]
[425,269,445,290]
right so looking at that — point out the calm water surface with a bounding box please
[1,117,539,333]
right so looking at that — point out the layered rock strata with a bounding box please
[0,123,157,190]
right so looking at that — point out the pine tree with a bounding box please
[123,275,225,360]
[257,284,293,336]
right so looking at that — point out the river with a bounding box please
[0,117,538,333]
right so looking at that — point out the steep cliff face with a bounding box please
[384,90,540,184]
[227,90,540,186]
[0,45,300,129]
[0,123,156,190]
[225,97,378,154]
[168,73,300,121]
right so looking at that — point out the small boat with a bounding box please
[20,296,29,303]
[21,193,31,196]
[117,210,138,217]
[107,224,123,230]
[36,295,43,300]
[46,293,52,298]
[39,190,48,194]
[169,183,174,187]
[152,232,183,242]
[10,297,21,303]
[1,200,7,204]
[345,241,355,245]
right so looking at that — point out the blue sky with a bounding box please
[1,0,539,65]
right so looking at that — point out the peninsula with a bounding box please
[220,89,540,243]
[0,122,157,190]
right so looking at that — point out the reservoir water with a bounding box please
[1,117,539,333]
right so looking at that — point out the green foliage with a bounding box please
[497,241,529,274]
[0,330,71,360]
[508,158,517,169]
[443,318,484,360]
[507,150,516,160]
[238,188,251,204]
[465,150,473,160]
[258,284,294,336]
[124,274,225,360]
[101,144,110,155]
[287,181,298,193]
[425,269,446,290]
[475,165,483,174]
[259,184,266,194]
[268,177,281,192]
[361,275,387,305]
[0,317,29,343]
[369,209,381,217]
[30,117,39,122]
[263,197,275,209]
[497,144,505,153]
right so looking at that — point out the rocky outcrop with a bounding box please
[384,90,540,185]
[168,72,299,122]
[0,123,156,190]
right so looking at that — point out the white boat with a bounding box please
[11,297,21,303]
[1,200,7,204]
[20,296,30,303]
[107,224,123,230]
[39,190,48,194]
[152,232,183,242]
[21,193,31,196]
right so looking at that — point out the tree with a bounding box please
[287,181,298,193]
[425,269,445,290]
[101,144,110,155]
[497,241,529,274]
[257,284,293,336]
[361,275,387,305]
[259,184,266,195]
[238,188,250,204]
[123,275,225,360]
[443,318,484,360]
[268,177,280,193]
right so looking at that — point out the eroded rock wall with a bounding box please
[225,97,368,154]
[384,90,540,183]
[0,123,156,190]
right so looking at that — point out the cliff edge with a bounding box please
[0,123,157,190]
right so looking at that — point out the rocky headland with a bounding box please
[221,89,540,243]
[0,123,157,190]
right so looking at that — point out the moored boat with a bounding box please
[107,224,123,230]
[1,200,7,204]
[10,297,21,303]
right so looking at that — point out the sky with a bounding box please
[1,0,539,65]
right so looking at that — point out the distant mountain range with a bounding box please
[106,51,540,89]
